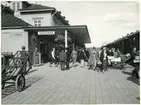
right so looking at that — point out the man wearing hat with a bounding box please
[20,45,31,73]
[65,47,71,70]
[59,48,67,70]
[100,47,108,72]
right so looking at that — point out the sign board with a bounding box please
[38,31,55,35]
[32,17,44,20]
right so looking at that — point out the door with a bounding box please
[41,44,49,63]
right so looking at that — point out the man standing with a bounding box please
[100,47,108,73]
[95,48,100,70]
[20,45,32,74]
[55,48,59,67]
[131,47,140,79]
[79,48,87,68]
[59,49,67,70]
[66,48,71,70]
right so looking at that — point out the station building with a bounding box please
[1,1,91,63]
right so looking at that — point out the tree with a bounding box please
[31,34,39,48]
[54,34,73,44]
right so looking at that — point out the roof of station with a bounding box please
[24,25,91,44]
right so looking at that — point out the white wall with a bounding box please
[1,29,28,54]
[10,1,22,11]
[17,13,53,26]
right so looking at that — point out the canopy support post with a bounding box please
[65,30,68,48]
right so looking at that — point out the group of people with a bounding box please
[49,46,140,78]
[19,45,140,78]
[49,47,110,72]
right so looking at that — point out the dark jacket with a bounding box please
[108,51,113,56]
[130,51,137,65]
[85,50,90,59]
[20,51,28,62]
[100,50,108,62]
[59,51,67,62]
[66,51,71,62]
[79,50,86,60]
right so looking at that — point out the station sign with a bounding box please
[38,31,55,35]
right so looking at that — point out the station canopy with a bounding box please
[24,25,91,44]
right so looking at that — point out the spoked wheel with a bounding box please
[15,75,25,92]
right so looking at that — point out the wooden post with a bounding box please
[65,30,68,48]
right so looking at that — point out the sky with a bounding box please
[29,1,139,47]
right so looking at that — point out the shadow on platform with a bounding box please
[127,76,139,85]
[122,71,132,76]
[27,69,38,74]
[122,71,139,85]
[2,76,43,98]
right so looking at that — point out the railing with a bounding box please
[2,50,33,81]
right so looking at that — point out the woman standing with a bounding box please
[88,47,96,70]
[33,47,39,67]
[71,49,77,67]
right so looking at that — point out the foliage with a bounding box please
[54,34,72,43]
[31,34,39,47]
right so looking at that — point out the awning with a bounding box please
[24,25,91,44]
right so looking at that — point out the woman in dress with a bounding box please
[71,49,77,67]
[88,47,96,70]
[33,47,39,67]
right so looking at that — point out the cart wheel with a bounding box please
[15,75,25,92]
[2,82,5,89]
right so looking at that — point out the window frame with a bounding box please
[34,19,42,27]
[13,3,15,11]
[17,2,20,10]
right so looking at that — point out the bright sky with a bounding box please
[29,1,139,47]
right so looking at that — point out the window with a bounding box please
[34,20,41,27]
[38,24,41,27]
[13,3,15,11]
[35,24,38,27]
[38,20,41,23]
[17,3,20,10]
[34,20,37,23]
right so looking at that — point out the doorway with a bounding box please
[40,44,49,63]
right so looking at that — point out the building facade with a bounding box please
[1,1,91,64]
[1,4,30,54]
